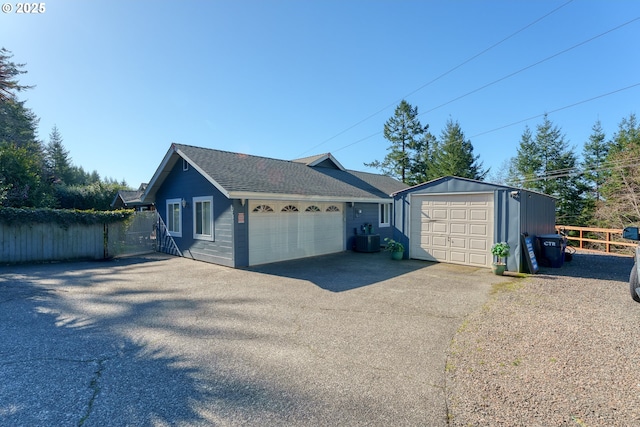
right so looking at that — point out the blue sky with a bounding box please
[2,0,639,187]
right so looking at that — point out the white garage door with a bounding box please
[248,201,344,266]
[410,193,494,267]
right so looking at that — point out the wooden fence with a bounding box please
[555,225,638,254]
[0,212,159,264]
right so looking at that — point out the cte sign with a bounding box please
[543,240,557,247]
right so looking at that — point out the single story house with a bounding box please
[391,176,556,272]
[111,183,154,211]
[142,143,408,267]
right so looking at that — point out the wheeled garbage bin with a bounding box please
[537,234,567,268]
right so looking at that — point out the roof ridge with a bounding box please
[173,142,303,166]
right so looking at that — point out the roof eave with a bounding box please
[227,191,392,203]
[142,144,232,203]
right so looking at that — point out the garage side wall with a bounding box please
[520,190,556,236]
[156,161,236,267]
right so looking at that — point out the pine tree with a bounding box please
[429,119,487,180]
[508,115,583,223]
[0,47,33,102]
[365,100,429,184]
[0,48,52,207]
[45,125,74,185]
[597,114,640,227]
[579,120,610,225]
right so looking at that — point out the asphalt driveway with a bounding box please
[0,251,512,426]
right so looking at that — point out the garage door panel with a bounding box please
[410,193,494,267]
[469,223,488,236]
[432,222,447,233]
[450,209,467,220]
[431,249,448,260]
[469,253,489,266]
[450,238,467,249]
[432,236,448,247]
[450,223,467,235]
[432,209,448,219]
[470,210,488,221]
[469,238,488,251]
[450,251,467,263]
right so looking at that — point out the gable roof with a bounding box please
[143,144,408,203]
[110,183,149,208]
[392,175,556,199]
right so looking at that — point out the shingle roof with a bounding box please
[144,144,407,202]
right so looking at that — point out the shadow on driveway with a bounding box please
[0,256,301,426]
[246,250,438,292]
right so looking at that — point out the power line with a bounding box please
[419,16,640,118]
[297,0,575,157]
[509,156,640,185]
[469,82,640,139]
[331,16,640,155]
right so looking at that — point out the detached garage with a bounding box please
[392,176,556,272]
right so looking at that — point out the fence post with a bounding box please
[103,223,108,259]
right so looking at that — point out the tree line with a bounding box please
[0,48,130,210]
[367,100,640,228]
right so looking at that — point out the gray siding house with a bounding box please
[142,143,408,267]
[392,176,556,272]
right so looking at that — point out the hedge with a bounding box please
[0,207,135,227]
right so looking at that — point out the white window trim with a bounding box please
[379,203,391,228]
[166,198,182,237]
[193,196,214,241]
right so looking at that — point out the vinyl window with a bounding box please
[379,203,391,228]
[193,196,214,240]
[166,198,182,237]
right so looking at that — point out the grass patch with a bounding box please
[490,279,524,295]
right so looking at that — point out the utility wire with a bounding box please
[469,82,640,139]
[297,0,575,157]
[335,81,640,154]
[509,156,640,185]
[419,16,640,118]
[332,16,639,155]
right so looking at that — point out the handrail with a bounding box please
[555,225,637,254]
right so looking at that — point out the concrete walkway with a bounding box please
[0,251,511,426]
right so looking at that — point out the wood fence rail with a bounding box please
[555,225,638,254]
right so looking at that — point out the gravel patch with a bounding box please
[445,251,640,427]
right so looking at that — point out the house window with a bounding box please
[326,205,340,212]
[183,159,189,171]
[305,205,321,212]
[252,205,274,213]
[281,205,299,212]
[193,196,213,240]
[379,203,391,228]
[166,198,182,237]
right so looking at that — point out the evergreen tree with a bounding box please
[507,126,540,186]
[365,100,429,184]
[597,114,640,227]
[429,119,487,180]
[579,120,610,225]
[508,115,583,223]
[0,47,33,102]
[0,48,51,207]
[582,120,610,201]
[45,125,74,185]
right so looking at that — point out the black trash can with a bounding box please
[537,234,567,268]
